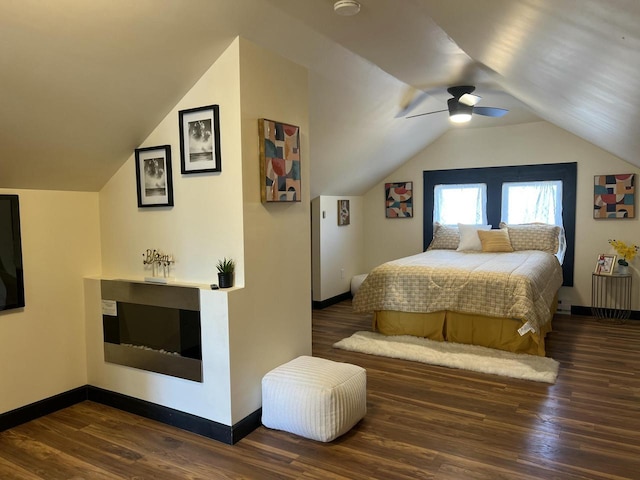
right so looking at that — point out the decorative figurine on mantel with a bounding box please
[143,249,175,283]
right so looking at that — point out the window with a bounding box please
[434,183,487,225]
[423,163,577,285]
[501,180,563,226]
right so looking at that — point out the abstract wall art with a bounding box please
[385,181,413,218]
[594,174,635,219]
[259,118,301,203]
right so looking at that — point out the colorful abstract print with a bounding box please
[385,182,413,218]
[262,120,301,202]
[594,174,635,219]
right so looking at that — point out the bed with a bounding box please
[352,223,564,356]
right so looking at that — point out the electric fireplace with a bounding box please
[101,280,202,382]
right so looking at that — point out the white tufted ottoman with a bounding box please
[261,355,367,442]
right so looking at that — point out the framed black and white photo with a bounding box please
[134,145,174,208]
[178,104,221,174]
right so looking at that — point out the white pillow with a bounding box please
[456,224,492,251]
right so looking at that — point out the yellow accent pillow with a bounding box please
[477,229,514,252]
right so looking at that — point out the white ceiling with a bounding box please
[1,0,638,197]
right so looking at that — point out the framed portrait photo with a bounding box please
[134,145,174,208]
[594,253,616,275]
[178,104,222,174]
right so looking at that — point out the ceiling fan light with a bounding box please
[450,113,472,123]
[447,98,473,123]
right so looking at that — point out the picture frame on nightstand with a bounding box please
[594,253,616,275]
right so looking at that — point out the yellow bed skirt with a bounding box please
[372,309,553,356]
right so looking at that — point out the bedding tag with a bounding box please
[518,323,535,336]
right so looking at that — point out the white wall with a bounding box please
[99,40,244,286]
[226,38,311,423]
[88,37,244,425]
[0,189,101,414]
[363,121,640,310]
[89,37,312,426]
[311,195,365,301]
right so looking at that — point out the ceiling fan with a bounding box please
[405,85,508,123]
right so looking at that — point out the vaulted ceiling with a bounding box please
[1,0,638,198]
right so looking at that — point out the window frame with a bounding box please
[423,162,577,286]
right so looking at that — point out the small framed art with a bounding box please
[594,253,616,275]
[385,181,413,218]
[338,199,350,226]
[594,173,635,218]
[135,145,174,208]
[178,104,222,174]
[259,118,301,203]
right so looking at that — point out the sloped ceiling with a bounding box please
[1,0,638,197]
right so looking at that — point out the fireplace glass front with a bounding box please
[101,280,202,382]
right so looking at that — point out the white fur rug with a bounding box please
[333,331,559,384]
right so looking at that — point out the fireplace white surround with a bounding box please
[85,278,239,432]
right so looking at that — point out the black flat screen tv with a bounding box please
[0,194,25,311]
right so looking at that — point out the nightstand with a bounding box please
[591,273,632,323]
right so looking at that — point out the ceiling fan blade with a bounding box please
[406,108,448,119]
[459,93,481,106]
[396,90,430,118]
[473,106,508,117]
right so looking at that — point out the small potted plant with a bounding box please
[608,239,639,274]
[216,257,235,288]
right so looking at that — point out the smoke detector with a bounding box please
[334,0,361,16]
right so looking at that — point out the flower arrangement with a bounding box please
[608,239,639,266]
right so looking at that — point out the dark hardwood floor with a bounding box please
[1,300,639,479]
